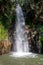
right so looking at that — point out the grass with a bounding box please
[0,54,43,65]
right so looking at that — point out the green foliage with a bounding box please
[0,0,15,40]
[40,36,43,42]
[18,0,25,5]
[0,0,14,28]
[14,0,25,5]
[0,22,8,40]
[37,25,43,46]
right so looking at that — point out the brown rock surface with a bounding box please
[0,39,12,55]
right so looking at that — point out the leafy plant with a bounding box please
[0,22,8,40]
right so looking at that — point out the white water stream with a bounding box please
[10,4,37,57]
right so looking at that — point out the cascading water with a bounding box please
[10,4,37,57]
[15,4,29,52]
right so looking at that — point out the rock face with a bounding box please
[8,25,39,53]
[25,25,39,53]
[0,39,12,55]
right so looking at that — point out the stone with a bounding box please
[0,39,12,55]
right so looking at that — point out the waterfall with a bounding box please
[10,4,37,57]
[14,4,29,52]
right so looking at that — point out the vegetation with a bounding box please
[0,22,8,40]
[0,0,43,53]
[0,1,43,65]
[0,0,14,40]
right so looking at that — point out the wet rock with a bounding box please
[25,25,39,53]
[8,25,39,53]
[0,39,12,55]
